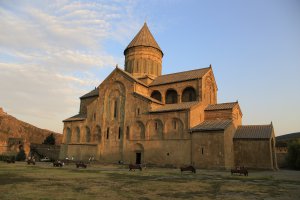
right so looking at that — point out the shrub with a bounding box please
[286,140,300,170]
[16,149,26,161]
[43,133,56,145]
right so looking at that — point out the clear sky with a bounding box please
[0,0,299,136]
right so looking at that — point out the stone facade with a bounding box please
[60,23,277,169]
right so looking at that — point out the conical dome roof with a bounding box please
[124,23,163,55]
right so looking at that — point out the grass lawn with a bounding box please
[0,162,299,200]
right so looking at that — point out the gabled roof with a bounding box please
[190,119,232,132]
[124,23,163,55]
[149,67,210,86]
[150,101,199,113]
[80,88,98,99]
[234,124,273,139]
[63,113,87,122]
[116,67,148,87]
[205,102,238,111]
[133,92,163,105]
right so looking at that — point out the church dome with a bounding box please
[124,23,163,55]
[124,23,163,79]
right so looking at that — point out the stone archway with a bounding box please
[134,143,144,164]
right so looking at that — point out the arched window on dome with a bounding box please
[151,90,162,102]
[166,89,178,104]
[182,87,196,102]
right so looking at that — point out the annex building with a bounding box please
[60,23,278,169]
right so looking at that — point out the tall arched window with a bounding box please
[106,128,109,139]
[66,128,71,144]
[126,126,130,140]
[76,127,80,143]
[182,87,196,102]
[151,90,162,102]
[86,126,91,143]
[166,89,178,104]
[96,125,101,143]
[118,127,122,139]
[114,100,118,119]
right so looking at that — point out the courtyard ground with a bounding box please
[0,162,299,200]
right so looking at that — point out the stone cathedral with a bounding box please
[60,23,277,169]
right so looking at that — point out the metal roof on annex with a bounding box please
[190,119,232,132]
[234,124,273,139]
[205,102,238,111]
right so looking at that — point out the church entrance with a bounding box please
[136,152,141,164]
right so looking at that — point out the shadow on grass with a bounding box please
[0,173,35,185]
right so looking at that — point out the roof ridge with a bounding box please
[212,102,237,105]
[158,67,210,77]
[238,124,272,127]
[116,67,148,87]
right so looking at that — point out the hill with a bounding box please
[276,132,300,142]
[0,107,62,155]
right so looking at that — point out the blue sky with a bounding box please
[0,0,299,135]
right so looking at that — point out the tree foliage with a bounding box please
[16,149,26,161]
[286,140,300,170]
[43,133,56,145]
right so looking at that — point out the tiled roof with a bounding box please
[234,124,273,139]
[205,102,238,111]
[149,67,210,86]
[133,92,163,105]
[80,88,98,99]
[63,113,87,122]
[124,23,162,54]
[190,119,232,132]
[150,101,199,113]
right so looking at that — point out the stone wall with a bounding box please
[67,144,97,161]
[223,124,236,169]
[233,139,273,169]
[191,130,225,169]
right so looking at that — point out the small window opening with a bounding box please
[114,100,118,119]
[155,122,158,130]
[137,108,140,115]
[93,113,96,120]
[118,127,121,139]
[201,147,204,155]
[173,120,177,129]
[126,126,130,140]
[107,128,109,139]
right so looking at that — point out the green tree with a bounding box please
[16,149,26,161]
[286,140,300,170]
[43,133,56,145]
